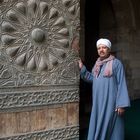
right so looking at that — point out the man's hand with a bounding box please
[78,59,83,69]
[115,108,125,116]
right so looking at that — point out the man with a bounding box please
[79,38,130,140]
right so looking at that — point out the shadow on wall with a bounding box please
[79,99,140,140]
[125,99,140,140]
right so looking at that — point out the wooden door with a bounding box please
[0,0,80,139]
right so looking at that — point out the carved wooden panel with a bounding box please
[0,0,80,139]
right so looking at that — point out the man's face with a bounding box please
[97,44,110,60]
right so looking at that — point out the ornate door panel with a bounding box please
[0,0,80,139]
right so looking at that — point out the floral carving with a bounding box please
[1,0,72,73]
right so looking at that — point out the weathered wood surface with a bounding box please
[0,0,80,139]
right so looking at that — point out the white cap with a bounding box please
[96,38,111,49]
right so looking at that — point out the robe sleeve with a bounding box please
[80,65,93,83]
[115,60,131,108]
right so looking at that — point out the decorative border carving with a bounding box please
[0,125,79,140]
[0,85,79,111]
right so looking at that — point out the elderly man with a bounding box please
[79,38,130,140]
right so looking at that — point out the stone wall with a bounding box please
[99,0,140,99]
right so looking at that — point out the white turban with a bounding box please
[96,38,111,49]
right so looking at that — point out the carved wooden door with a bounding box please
[0,0,80,139]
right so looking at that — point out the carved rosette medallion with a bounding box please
[0,0,80,86]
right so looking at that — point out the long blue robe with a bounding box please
[80,58,130,140]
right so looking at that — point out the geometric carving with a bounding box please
[0,125,79,140]
[0,0,79,74]
[0,1,80,139]
[0,55,79,87]
[0,86,79,111]
[0,0,80,86]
